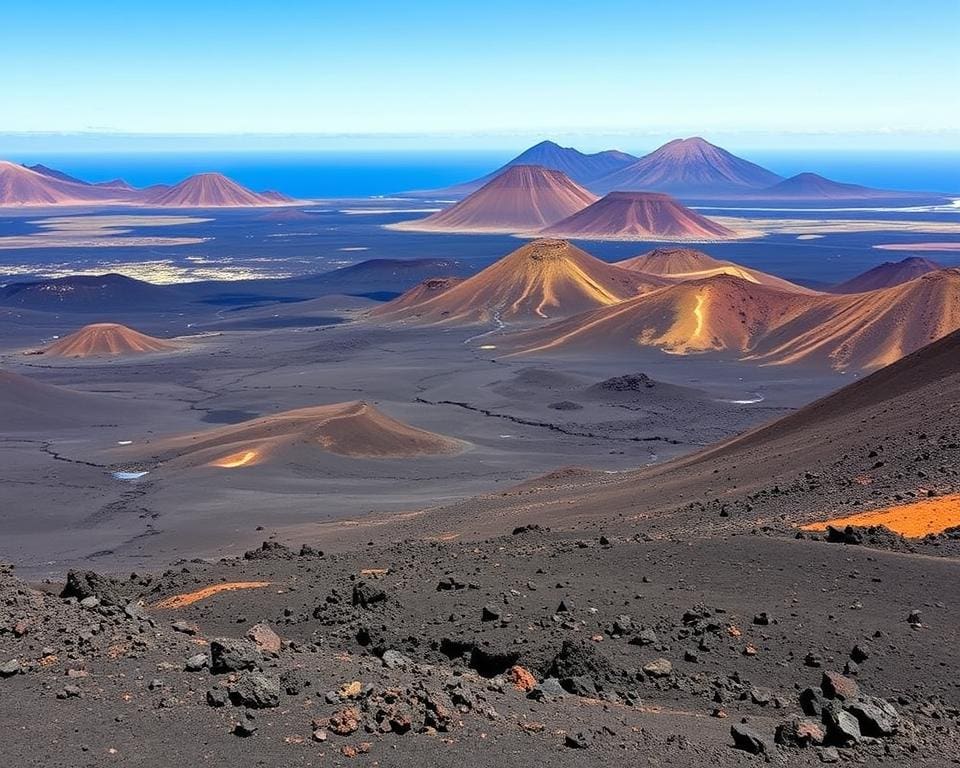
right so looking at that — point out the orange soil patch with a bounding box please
[801,493,960,537]
[152,581,271,609]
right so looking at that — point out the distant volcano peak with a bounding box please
[144,172,290,208]
[591,137,783,196]
[391,165,597,233]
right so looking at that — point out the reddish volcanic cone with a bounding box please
[145,172,289,208]
[617,247,814,293]
[372,239,663,325]
[833,256,944,293]
[41,323,179,358]
[591,137,782,196]
[540,191,739,241]
[392,165,597,233]
[502,275,805,357]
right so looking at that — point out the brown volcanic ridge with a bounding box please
[0,161,139,206]
[1,161,298,208]
[591,137,783,196]
[616,247,813,293]
[40,323,178,358]
[431,325,960,539]
[391,165,597,233]
[369,276,465,317]
[540,191,740,241]
[0,369,138,430]
[144,173,289,208]
[501,268,960,370]
[410,140,637,198]
[371,239,664,324]
[123,401,462,469]
[834,256,944,293]
[755,172,918,200]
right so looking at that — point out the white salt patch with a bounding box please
[339,208,441,215]
[716,393,765,405]
[112,470,149,481]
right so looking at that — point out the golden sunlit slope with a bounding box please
[145,173,287,207]
[502,269,960,370]
[540,191,739,241]
[41,323,179,358]
[616,247,814,293]
[369,277,465,317]
[391,165,597,233]
[123,401,463,469]
[502,275,804,356]
[750,269,960,370]
[372,239,664,324]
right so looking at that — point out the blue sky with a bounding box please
[4,1,958,150]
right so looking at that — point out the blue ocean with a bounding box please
[9,150,960,198]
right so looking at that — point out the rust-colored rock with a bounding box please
[246,623,282,655]
[507,665,537,692]
[329,707,361,736]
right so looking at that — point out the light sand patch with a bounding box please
[711,216,960,236]
[30,215,211,231]
[0,259,291,284]
[0,214,212,250]
[874,242,960,252]
[0,235,209,250]
[343,208,441,215]
[152,581,272,609]
[801,493,960,537]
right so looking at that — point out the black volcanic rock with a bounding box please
[210,639,262,674]
[61,570,138,607]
